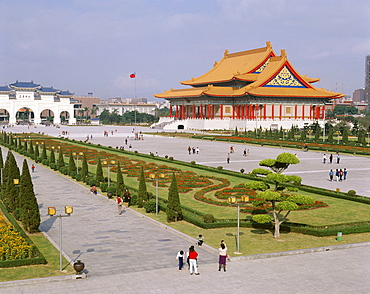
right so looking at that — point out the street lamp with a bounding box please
[102,160,116,186]
[48,206,73,271]
[149,173,165,215]
[228,196,249,254]
[73,152,84,173]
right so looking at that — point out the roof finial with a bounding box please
[266,41,271,48]
[281,49,287,58]
[214,61,218,67]
[224,50,229,57]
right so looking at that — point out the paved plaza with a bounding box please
[0,124,369,293]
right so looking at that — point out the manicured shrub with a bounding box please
[203,214,215,223]
[217,166,223,170]
[348,190,356,196]
[144,199,156,213]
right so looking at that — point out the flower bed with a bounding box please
[0,214,37,261]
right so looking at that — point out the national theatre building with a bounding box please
[154,42,343,131]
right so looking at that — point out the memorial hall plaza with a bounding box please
[0,125,369,293]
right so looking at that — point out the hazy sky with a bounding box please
[0,0,369,101]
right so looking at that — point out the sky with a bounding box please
[0,0,369,101]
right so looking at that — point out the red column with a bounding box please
[309,106,313,119]
[295,105,298,119]
[271,104,275,119]
[192,105,196,118]
[279,105,282,120]
[316,106,320,119]
[182,105,185,119]
[220,105,223,119]
[175,105,178,118]
[207,104,211,119]
[302,105,305,119]
[322,106,325,119]
[263,104,267,120]
[169,105,173,118]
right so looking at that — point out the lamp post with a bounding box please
[149,173,165,215]
[48,206,73,271]
[102,160,116,186]
[228,196,249,254]
[73,152,83,173]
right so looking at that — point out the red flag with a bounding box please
[130,73,136,78]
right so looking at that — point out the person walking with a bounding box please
[31,164,35,173]
[116,195,123,215]
[176,250,185,271]
[123,188,131,207]
[329,169,334,181]
[337,153,341,164]
[188,146,191,154]
[188,245,199,275]
[227,153,230,164]
[322,154,327,164]
[329,154,333,164]
[335,169,339,182]
[243,149,247,157]
[218,243,228,272]
[343,168,348,181]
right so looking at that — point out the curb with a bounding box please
[229,241,370,262]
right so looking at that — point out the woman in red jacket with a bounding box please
[188,245,200,275]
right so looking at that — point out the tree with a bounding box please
[49,148,56,165]
[251,190,314,238]
[166,173,182,222]
[116,162,125,197]
[57,148,65,170]
[19,159,40,233]
[80,153,89,179]
[41,143,47,160]
[259,153,300,174]
[68,150,77,175]
[246,152,314,238]
[34,144,40,161]
[342,127,349,144]
[2,151,20,213]
[137,166,147,208]
[95,158,104,185]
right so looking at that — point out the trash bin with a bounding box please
[337,232,342,241]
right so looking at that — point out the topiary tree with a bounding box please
[49,148,56,165]
[57,148,65,170]
[34,144,40,161]
[80,153,88,179]
[29,140,34,155]
[95,158,104,185]
[116,161,125,196]
[68,150,77,175]
[247,153,314,238]
[252,191,315,238]
[166,173,182,222]
[2,151,20,213]
[137,166,147,208]
[259,152,299,174]
[41,143,47,160]
[19,159,40,233]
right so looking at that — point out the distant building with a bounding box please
[365,56,370,110]
[73,95,100,118]
[96,103,159,116]
[352,88,365,103]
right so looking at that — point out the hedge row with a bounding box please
[0,201,47,268]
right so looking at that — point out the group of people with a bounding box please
[322,152,341,164]
[187,146,200,154]
[176,238,228,275]
[329,168,348,181]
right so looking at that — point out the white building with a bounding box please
[96,102,159,116]
[0,81,76,125]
